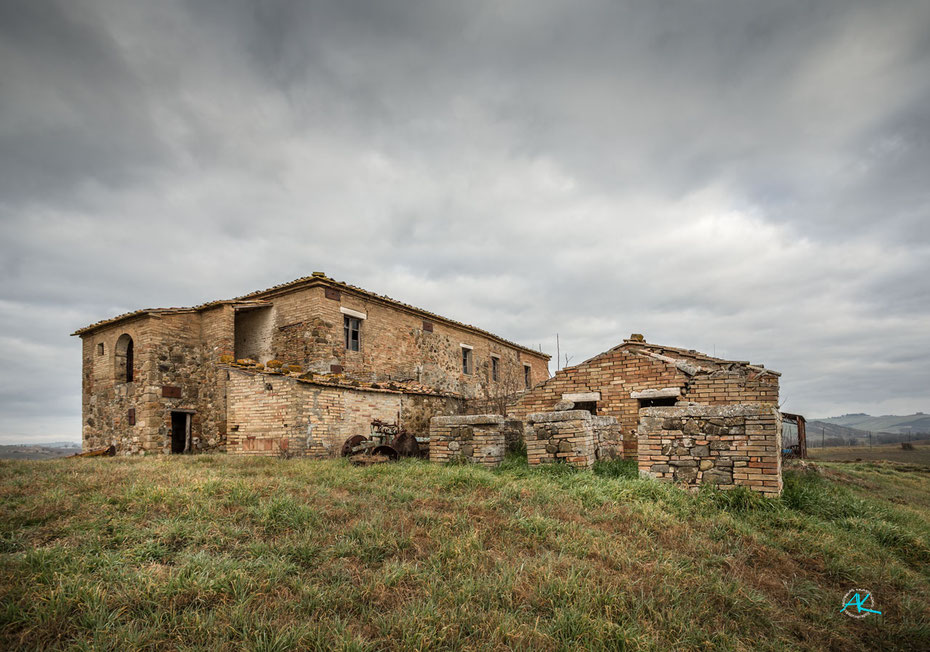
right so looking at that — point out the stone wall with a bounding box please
[76,276,545,455]
[592,416,624,460]
[263,282,550,399]
[637,405,782,497]
[81,316,151,454]
[524,411,598,469]
[80,311,217,455]
[400,393,465,441]
[428,415,509,466]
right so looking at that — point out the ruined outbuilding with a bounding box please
[510,335,783,495]
[73,273,550,457]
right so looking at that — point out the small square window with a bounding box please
[523,364,532,389]
[462,347,473,375]
[344,316,360,351]
[491,356,499,381]
[97,343,104,356]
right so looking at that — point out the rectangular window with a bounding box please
[96,342,104,356]
[462,347,473,375]
[344,316,360,351]
[524,364,532,389]
[491,356,499,382]
[638,397,677,408]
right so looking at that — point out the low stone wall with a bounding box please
[637,405,782,497]
[502,419,525,451]
[524,411,598,469]
[429,415,509,466]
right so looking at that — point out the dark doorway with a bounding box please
[574,401,598,415]
[638,397,677,408]
[171,412,189,454]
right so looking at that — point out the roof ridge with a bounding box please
[72,275,551,359]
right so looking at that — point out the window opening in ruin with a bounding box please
[524,364,531,388]
[344,316,360,351]
[171,411,191,454]
[574,401,598,415]
[491,356,499,381]
[462,346,473,374]
[97,342,104,356]
[234,306,274,362]
[638,397,677,408]
[115,334,134,383]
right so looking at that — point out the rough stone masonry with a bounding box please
[73,273,550,457]
[637,404,782,497]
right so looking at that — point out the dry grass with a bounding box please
[809,441,930,465]
[1,454,928,650]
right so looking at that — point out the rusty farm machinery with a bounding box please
[341,419,426,464]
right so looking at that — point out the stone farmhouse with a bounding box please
[74,276,784,494]
[73,273,550,457]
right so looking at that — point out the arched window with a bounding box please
[115,334,134,383]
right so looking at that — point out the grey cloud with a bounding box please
[0,1,170,209]
[1,0,929,442]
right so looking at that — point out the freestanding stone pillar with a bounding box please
[429,415,509,467]
[524,410,598,469]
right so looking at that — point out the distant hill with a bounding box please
[805,413,930,448]
[0,442,81,460]
[812,413,930,435]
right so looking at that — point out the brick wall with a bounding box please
[226,368,465,457]
[511,348,687,447]
[227,368,403,457]
[637,405,782,497]
[684,371,779,405]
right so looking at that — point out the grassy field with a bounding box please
[1,455,929,651]
[809,441,930,465]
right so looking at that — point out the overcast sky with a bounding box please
[1,0,929,443]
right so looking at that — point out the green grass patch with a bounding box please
[0,456,928,650]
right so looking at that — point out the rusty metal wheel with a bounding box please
[391,431,420,458]
[370,445,399,461]
[341,435,369,457]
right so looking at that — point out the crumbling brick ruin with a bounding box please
[73,273,550,456]
[511,334,783,495]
